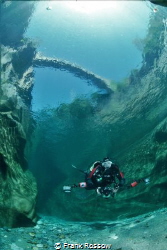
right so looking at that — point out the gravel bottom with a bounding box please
[0,208,167,250]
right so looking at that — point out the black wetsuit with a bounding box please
[85,162,125,190]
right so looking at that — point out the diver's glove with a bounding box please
[143,178,150,184]
[138,178,150,184]
[71,184,79,188]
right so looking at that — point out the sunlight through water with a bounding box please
[65,1,123,15]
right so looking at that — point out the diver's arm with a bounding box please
[112,164,126,187]
[63,182,88,192]
[127,178,150,188]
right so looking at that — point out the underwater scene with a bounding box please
[1,0,167,249]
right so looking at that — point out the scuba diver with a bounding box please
[63,157,150,198]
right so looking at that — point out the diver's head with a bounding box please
[102,157,112,168]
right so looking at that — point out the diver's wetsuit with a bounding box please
[66,160,148,198]
[80,162,125,190]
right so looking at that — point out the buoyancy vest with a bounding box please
[88,165,100,179]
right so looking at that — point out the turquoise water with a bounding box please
[25,1,151,81]
[23,1,167,220]
[24,1,153,110]
[1,0,167,231]
[32,68,98,111]
[25,1,151,80]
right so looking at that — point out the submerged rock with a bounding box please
[0,45,38,227]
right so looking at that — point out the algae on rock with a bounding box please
[0,44,37,227]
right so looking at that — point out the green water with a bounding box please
[21,3,167,221]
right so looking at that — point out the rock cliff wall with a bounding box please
[33,54,113,93]
[0,45,37,227]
